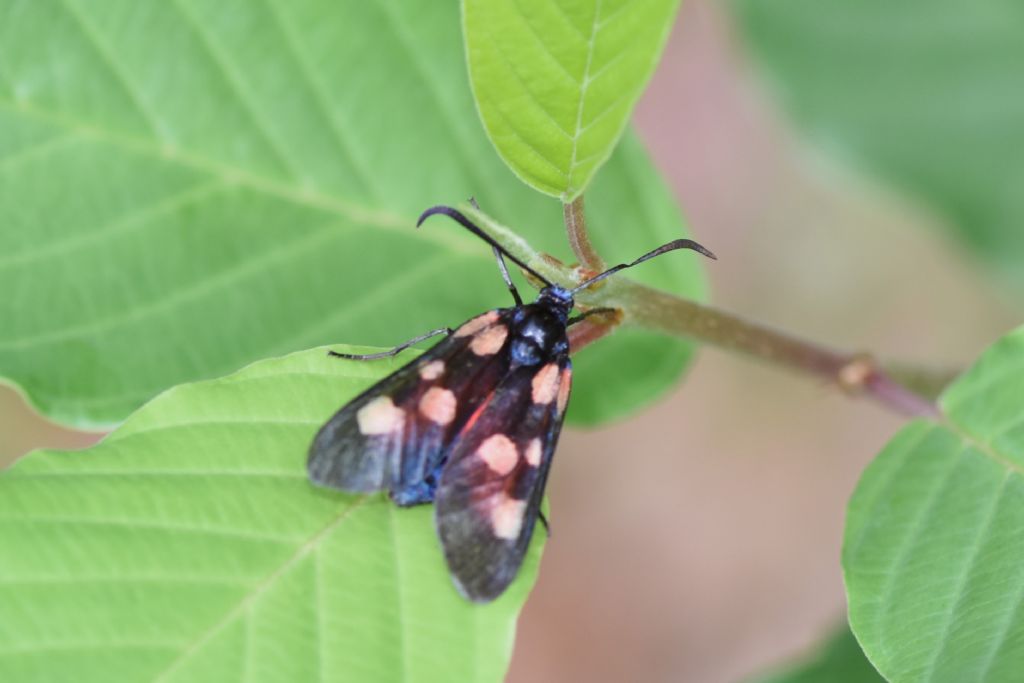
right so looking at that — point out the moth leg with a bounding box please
[538,510,552,538]
[567,307,618,327]
[328,327,452,361]
[491,246,523,306]
[468,197,523,306]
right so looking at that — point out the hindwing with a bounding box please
[435,355,572,601]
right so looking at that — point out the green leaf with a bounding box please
[463,0,680,200]
[0,347,540,683]
[732,0,1024,277]
[748,623,884,683]
[844,325,1024,682]
[0,0,707,429]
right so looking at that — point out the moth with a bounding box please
[308,206,715,602]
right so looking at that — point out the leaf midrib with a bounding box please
[565,0,603,197]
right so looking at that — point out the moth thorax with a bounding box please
[509,314,558,366]
[510,338,542,366]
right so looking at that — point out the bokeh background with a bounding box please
[1,1,1017,681]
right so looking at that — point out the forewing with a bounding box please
[307,310,515,502]
[435,356,573,601]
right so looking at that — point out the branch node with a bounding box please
[837,353,878,394]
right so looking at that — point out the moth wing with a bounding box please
[435,356,572,601]
[307,310,514,502]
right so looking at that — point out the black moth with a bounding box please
[308,206,715,602]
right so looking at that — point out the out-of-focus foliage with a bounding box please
[464,0,679,201]
[0,0,706,429]
[0,347,540,683]
[750,623,883,683]
[845,325,1024,682]
[733,0,1024,281]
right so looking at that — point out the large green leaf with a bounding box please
[0,347,540,682]
[732,0,1024,277]
[0,0,706,429]
[844,325,1024,682]
[463,0,680,200]
[749,623,884,683]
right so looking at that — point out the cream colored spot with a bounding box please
[469,324,508,356]
[356,396,404,435]
[419,387,456,425]
[419,360,445,380]
[477,434,519,476]
[531,363,560,405]
[491,496,528,540]
[556,368,572,414]
[524,438,542,467]
[454,310,499,338]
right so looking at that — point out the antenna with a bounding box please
[416,206,554,287]
[570,239,717,295]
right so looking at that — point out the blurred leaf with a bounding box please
[844,325,1024,682]
[0,347,540,683]
[463,0,680,201]
[0,0,706,429]
[732,0,1024,277]
[749,622,884,683]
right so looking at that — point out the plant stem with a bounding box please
[607,281,942,418]
[563,196,605,272]
[468,202,946,419]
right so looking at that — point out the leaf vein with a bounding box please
[875,445,968,633]
[0,179,225,273]
[565,0,603,195]
[165,0,304,182]
[261,0,384,203]
[269,254,457,352]
[0,96,440,242]
[918,470,1012,680]
[149,496,370,682]
[56,0,166,141]
[508,0,582,87]
[0,133,77,174]
[0,515,299,544]
[0,218,345,351]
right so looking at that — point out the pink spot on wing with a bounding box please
[454,310,499,338]
[477,434,519,476]
[556,368,572,414]
[524,438,542,467]
[356,396,404,435]
[531,363,560,405]
[490,494,527,540]
[419,360,445,380]
[470,324,508,356]
[419,387,456,425]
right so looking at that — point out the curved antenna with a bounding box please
[417,206,553,287]
[570,239,717,295]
